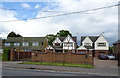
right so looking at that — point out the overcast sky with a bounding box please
[0,0,119,45]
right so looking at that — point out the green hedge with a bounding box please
[2,49,10,61]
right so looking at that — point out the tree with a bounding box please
[7,31,16,37]
[109,47,113,54]
[7,31,22,37]
[46,34,56,45]
[46,30,72,45]
[56,30,72,37]
[2,48,10,61]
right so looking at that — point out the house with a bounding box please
[80,34,109,57]
[2,37,48,52]
[113,40,120,66]
[45,35,77,53]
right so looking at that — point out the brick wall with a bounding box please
[31,50,93,65]
[10,49,32,61]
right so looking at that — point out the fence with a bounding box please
[31,50,93,65]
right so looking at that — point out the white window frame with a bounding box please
[84,43,91,46]
[23,42,29,46]
[14,43,20,46]
[32,42,39,46]
[97,43,106,47]
[5,43,10,46]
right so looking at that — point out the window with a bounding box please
[32,42,39,46]
[84,43,91,46]
[23,42,29,46]
[64,43,73,46]
[14,43,20,46]
[4,43,10,46]
[97,43,106,46]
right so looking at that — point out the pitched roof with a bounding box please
[5,37,46,43]
[113,40,120,45]
[59,36,77,42]
[81,36,99,42]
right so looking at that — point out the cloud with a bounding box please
[0,0,119,45]
[21,3,31,9]
[35,4,40,8]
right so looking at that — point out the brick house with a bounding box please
[45,35,77,53]
[2,37,48,52]
[80,34,109,57]
[113,40,120,66]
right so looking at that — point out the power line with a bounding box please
[0,4,119,22]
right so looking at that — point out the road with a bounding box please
[2,67,97,76]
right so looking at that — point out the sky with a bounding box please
[0,0,119,45]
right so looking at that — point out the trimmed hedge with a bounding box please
[2,49,10,61]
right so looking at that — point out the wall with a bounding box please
[10,49,32,61]
[95,35,109,50]
[31,50,93,65]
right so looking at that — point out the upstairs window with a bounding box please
[23,42,29,46]
[64,43,73,46]
[14,43,20,46]
[32,42,39,46]
[5,43,10,46]
[84,43,91,46]
[97,43,106,46]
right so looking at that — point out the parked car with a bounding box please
[98,54,108,60]
[107,54,115,60]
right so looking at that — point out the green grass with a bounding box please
[20,62,93,68]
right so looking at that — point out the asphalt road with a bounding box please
[2,67,97,76]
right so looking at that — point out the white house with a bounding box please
[45,35,77,53]
[81,34,109,57]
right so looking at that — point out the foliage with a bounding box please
[56,30,72,37]
[7,31,22,37]
[46,30,72,45]
[20,62,93,68]
[109,47,113,53]
[2,48,10,61]
[46,34,56,45]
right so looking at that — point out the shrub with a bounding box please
[2,49,10,61]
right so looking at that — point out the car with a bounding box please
[98,54,108,60]
[107,54,115,60]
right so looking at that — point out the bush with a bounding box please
[2,49,10,61]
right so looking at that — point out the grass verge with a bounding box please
[20,62,93,68]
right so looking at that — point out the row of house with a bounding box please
[2,34,109,57]
[45,34,109,57]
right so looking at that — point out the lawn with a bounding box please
[20,62,93,68]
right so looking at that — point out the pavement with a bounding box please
[2,58,119,76]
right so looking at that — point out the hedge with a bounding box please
[2,48,10,61]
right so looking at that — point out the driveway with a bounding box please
[94,58,118,69]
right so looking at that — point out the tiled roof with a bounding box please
[81,36,99,42]
[84,46,94,49]
[59,36,77,42]
[113,40,120,45]
[5,37,46,43]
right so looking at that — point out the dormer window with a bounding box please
[84,43,91,46]
[97,43,106,46]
